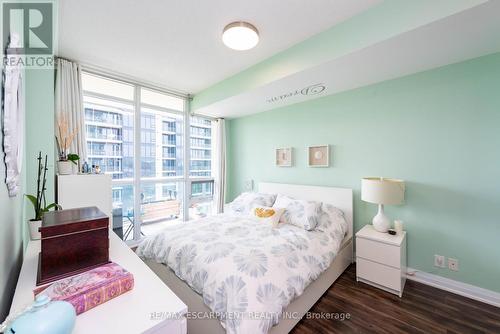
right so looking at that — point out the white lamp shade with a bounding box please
[361,177,405,205]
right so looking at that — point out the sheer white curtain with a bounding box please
[213,118,226,213]
[55,58,87,165]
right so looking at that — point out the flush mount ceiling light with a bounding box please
[222,22,259,51]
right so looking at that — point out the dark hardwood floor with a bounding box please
[291,265,500,334]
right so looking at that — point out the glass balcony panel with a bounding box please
[83,95,134,180]
[140,182,184,235]
[189,200,214,220]
[141,107,184,178]
[112,184,135,241]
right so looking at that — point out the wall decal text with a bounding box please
[266,83,326,103]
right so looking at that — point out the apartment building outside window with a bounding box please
[82,72,215,242]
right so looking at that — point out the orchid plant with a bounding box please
[26,152,60,221]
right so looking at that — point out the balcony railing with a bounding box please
[190,142,211,149]
[190,118,212,127]
[190,171,211,177]
[190,166,211,171]
[88,149,123,156]
[190,129,211,137]
[85,115,122,126]
[162,126,176,133]
[106,168,123,173]
[191,155,211,159]
[87,133,123,141]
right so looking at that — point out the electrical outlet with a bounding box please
[448,258,459,271]
[244,179,254,191]
[434,255,445,268]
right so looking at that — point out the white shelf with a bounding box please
[10,233,187,334]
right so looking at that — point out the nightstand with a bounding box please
[356,224,407,297]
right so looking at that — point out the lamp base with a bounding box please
[372,204,390,233]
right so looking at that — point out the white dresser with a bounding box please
[57,174,112,218]
[10,233,187,334]
[356,225,407,297]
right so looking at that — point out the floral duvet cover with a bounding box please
[136,213,347,334]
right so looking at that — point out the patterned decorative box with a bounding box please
[34,262,134,315]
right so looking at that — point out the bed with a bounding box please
[138,182,353,334]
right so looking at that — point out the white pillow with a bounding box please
[251,206,285,228]
[316,203,348,236]
[227,192,277,216]
[273,195,321,230]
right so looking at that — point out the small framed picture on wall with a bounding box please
[276,147,293,167]
[308,145,329,167]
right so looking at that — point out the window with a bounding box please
[83,93,135,180]
[140,182,184,225]
[189,116,212,177]
[163,147,176,159]
[191,180,214,198]
[162,121,176,133]
[141,88,184,111]
[82,72,216,242]
[188,116,214,219]
[162,134,176,146]
[82,73,134,100]
[83,75,136,240]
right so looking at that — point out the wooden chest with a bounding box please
[37,206,110,286]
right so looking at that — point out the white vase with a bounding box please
[71,162,79,174]
[58,161,72,175]
[29,219,42,240]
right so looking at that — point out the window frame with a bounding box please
[82,70,216,244]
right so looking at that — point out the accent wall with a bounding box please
[0,151,24,320]
[0,63,55,323]
[226,52,500,292]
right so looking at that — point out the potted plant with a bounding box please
[68,153,80,174]
[26,152,60,240]
[55,114,78,175]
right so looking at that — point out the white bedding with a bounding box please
[136,213,347,334]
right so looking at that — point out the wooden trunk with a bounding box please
[37,206,110,286]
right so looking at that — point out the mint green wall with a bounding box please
[24,68,56,227]
[0,68,54,323]
[0,11,55,321]
[193,0,486,109]
[0,176,24,321]
[0,12,24,321]
[0,145,24,320]
[226,52,500,292]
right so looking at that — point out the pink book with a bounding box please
[34,262,134,315]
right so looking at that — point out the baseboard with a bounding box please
[406,267,500,308]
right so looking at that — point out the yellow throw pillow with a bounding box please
[252,206,285,227]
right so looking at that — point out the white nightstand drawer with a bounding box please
[356,258,401,291]
[356,237,400,268]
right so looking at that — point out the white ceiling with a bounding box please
[58,0,380,94]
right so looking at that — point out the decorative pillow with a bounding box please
[316,203,347,236]
[273,195,321,230]
[251,206,285,228]
[227,192,277,216]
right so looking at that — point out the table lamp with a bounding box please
[361,177,405,233]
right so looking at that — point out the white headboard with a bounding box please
[259,182,353,241]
